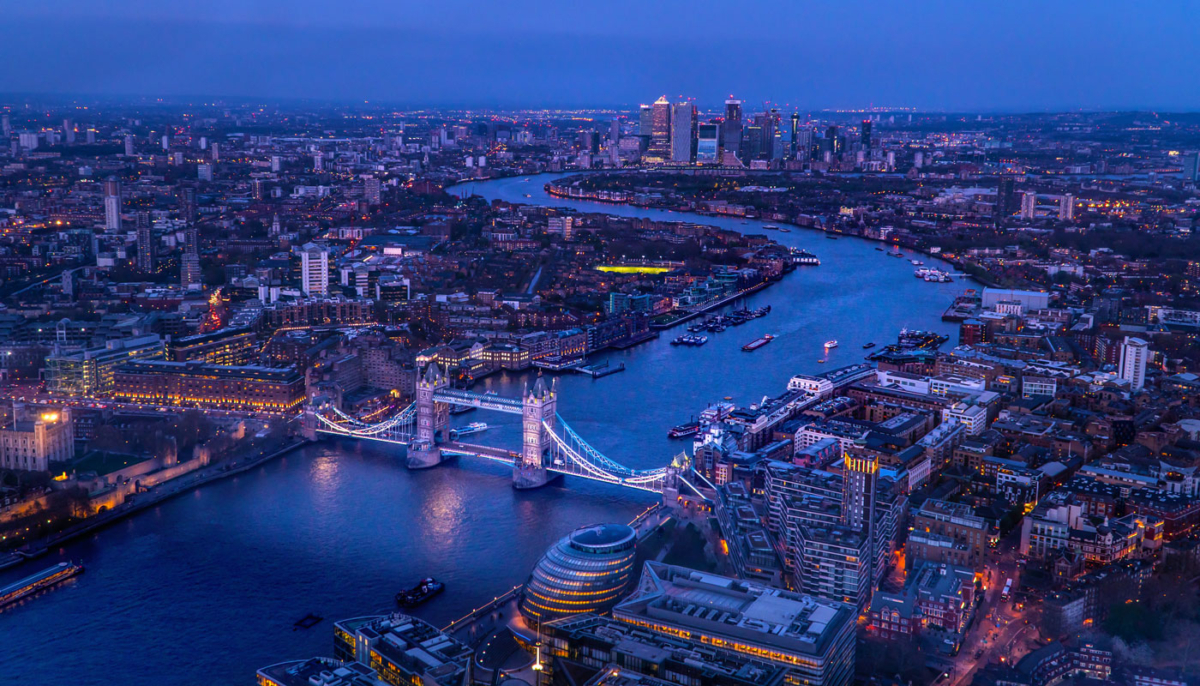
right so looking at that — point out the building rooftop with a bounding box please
[614,562,852,658]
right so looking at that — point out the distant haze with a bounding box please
[2,0,1198,111]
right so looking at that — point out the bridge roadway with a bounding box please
[440,441,519,466]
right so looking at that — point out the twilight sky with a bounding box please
[2,0,1197,111]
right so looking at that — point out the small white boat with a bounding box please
[449,422,488,439]
[824,340,839,349]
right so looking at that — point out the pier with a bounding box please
[575,360,626,378]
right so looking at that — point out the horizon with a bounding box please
[2,1,1198,111]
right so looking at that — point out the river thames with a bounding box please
[1,173,963,685]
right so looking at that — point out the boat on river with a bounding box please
[396,578,444,608]
[0,561,84,609]
[742,334,774,352]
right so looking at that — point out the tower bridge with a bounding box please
[304,364,700,495]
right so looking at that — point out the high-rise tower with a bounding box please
[646,96,672,163]
[104,178,122,231]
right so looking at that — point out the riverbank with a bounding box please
[6,437,313,570]
[538,174,989,289]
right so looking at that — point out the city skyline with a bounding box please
[3,1,1200,110]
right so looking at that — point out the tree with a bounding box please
[1104,602,1164,642]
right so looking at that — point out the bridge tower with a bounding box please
[408,363,449,469]
[514,373,557,489]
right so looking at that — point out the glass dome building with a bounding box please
[518,523,638,624]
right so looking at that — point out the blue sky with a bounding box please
[1,0,1197,110]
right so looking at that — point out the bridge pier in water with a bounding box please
[408,363,450,469]
[513,374,557,490]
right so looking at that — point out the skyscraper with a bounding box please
[646,96,672,163]
[184,227,199,255]
[181,253,202,289]
[843,450,878,536]
[363,176,382,205]
[669,102,696,164]
[210,143,220,162]
[996,176,1016,223]
[695,123,719,164]
[1183,153,1200,183]
[179,187,197,223]
[104,178,122,231]
[136,214,154,273]
[300,244,330,296]
[861,119,872,151]
[1119,336,1149,391]
[722,99,742,161]
[1060,193,1075,221]
[825,125,841,155]
[1020,190,1038,219]
[63,118,75,144]
[638,105,653,138]
[124,134,135,157]
[197,164,213,182]
[1,114,10,136]
[789,112,800,159]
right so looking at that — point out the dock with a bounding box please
[575,360,626,378]
[531,356,585,371]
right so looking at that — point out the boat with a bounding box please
[449,422,488,439]
[824,340,839,349]
[523,193,532,198]
[890,251,904,257]
[0,561,84,609]
[778,227,791,233]
[791,249,820,266]
[897,328,950,349]
[817,359,827,363]
[449,404,475,415]
[293,613,323,630]
[875,247,885,252]
[825,233,838,239]
[742,334,775,352]
[763,224,780,231]
[396,578,444,608]
[910,259,924,265]
[862,342,876,349]
[668,421,700,439]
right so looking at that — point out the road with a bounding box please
[950,534,1042,686]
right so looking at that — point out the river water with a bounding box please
[1,173,962,685]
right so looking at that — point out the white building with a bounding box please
[300,244,330,296]
[1118,336,1149,391]
[943,401,988,436]
[1059,193,1075,221]
[1020,191,1037,219]
[104,178,122,231]
[547,216,575,241]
